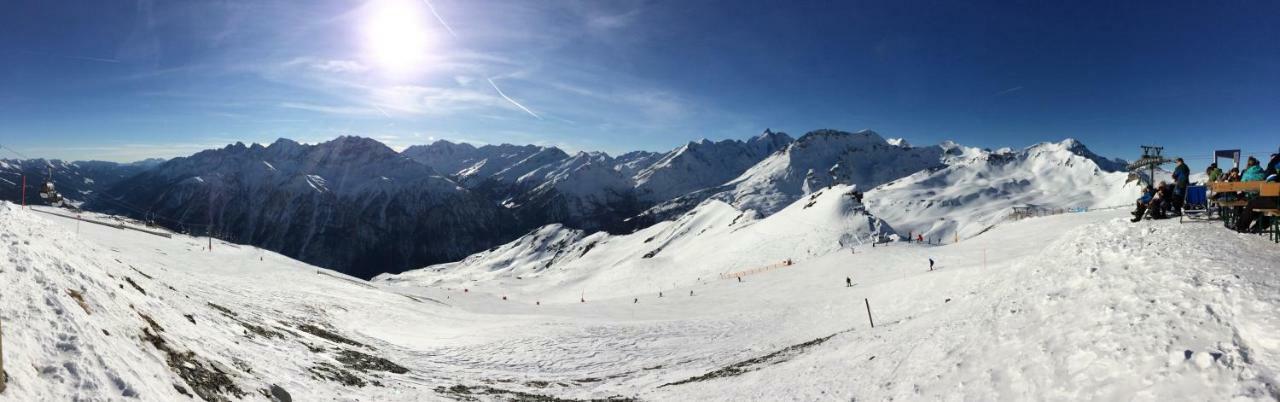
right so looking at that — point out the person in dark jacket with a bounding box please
[1155,182,1173,218]
[1171,158,1191,215]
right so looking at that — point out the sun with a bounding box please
[363,0,435,74]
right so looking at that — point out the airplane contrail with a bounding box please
[487,78,541,120]
[16,49,120,64]
[994,86,1024,96]
[420,0,458,38]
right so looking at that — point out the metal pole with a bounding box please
[864,298,875,328]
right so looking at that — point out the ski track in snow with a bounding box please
[1,202,1278,401]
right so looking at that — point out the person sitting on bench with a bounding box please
[1235,196,1280,233]
[1132,185,1159,222]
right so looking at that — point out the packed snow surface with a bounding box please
[2,200,1279,401]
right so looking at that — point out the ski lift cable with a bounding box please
[75,191,209,229]
[0,144,32,160]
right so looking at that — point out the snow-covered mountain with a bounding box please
[863,138,1137,241]
[402,141,574,189]
[20,130,1145,282]
[87,136,518,279]
[0,158,160,207]
[378,184,891,299]
[402,132,793,236]
[612,150,664,177]
[634,129,793,203]
[715,129,946,215]
[634,129,944,224]
[498,151,645,233]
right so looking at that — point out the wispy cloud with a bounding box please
[310,59,370,73]
[279,102,379,116]
[370,85,504,115]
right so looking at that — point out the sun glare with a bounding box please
[364,0,434,75]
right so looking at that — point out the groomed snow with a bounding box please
[2,200,1278,401]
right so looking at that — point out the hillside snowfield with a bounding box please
[4,189,1279,401]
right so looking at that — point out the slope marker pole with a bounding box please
[864,298,875,328]
[21,175,25,209]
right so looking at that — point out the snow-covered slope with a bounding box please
[863,138,1137,241]
[7,195,1279,400]
[0,204,430,401]
[378,184,892,300]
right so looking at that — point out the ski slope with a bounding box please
[378,185,892,301]
[2,201,1278,401]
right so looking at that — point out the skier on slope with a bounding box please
[929,258,935,271]
[846,277,852,287]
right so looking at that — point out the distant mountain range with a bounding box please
[1,129,1129,279]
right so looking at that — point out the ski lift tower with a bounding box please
[1127,145,1170,187]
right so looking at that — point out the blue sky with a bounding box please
[1,0,1278,164]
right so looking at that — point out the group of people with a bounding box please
[1132,152,1280,231]
[1204,153,1280,184]
[1229,154,1280,232]
[1132,158,1192,222]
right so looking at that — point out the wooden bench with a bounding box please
[1211,183,1279,228]
[1264,183,1280,197]
[1210,181,1280,195]
[1255,208,1280,243]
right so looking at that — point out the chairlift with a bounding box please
[38,167,65,207]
